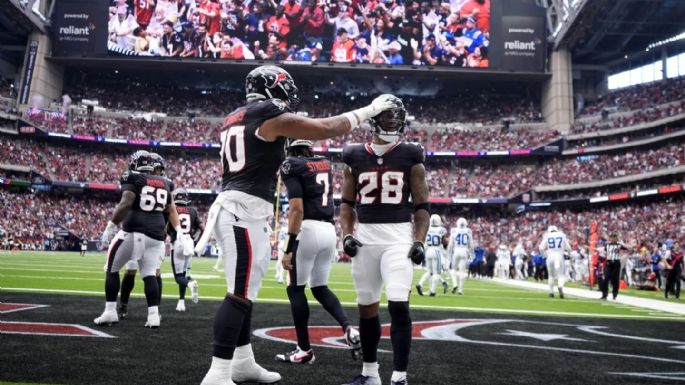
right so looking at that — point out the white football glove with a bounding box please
[345,94,397,127]
[101,221,118,248]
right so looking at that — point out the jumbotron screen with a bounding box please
[106,0,492,68]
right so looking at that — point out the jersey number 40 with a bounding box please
[358,171,403,204]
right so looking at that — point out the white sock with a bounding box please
[148,306,159,316]
[178,299,185,304]
[418,272,429,287]
[362,362,379,378]
[391,371,407,382]
[105,301,117,312]
[234,344,254,361]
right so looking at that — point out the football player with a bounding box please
[495,244,511,280]
[415,214,449,296]
[447,218,473,295]
[169,188,204,312]
[117,152,168,319]
[193,65,395,385]
[96,150,187,328]
[512,241,526,280]
[538,225,572,299]
[340,95,430,385]
[274,139,361,365]
[80,238,88,256]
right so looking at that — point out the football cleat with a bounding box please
[176,300,186,312]
[451,286,458,294]
[415,285,424,296]
[145,313,160,329]
[341,374,382,385]
[345,326,362,360]
[442,281,448,294]
[232,360,281,384]
[558,288,564,299]
[429,292,436,297]
[391,378,408,385]
[458,289,464,295]
[189,280,200,303]
[274,346,315,364]
[93,310,119,326]
[118,303,128,319]
[548,293,555,298]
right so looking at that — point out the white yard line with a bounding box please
[492,279,685,316]
[1,287,682,321]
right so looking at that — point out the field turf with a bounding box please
[1,251,684,385]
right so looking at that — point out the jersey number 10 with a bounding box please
[221,125,246,172]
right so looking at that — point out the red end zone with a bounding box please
[0,321,115,338]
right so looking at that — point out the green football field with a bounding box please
[0,251,681,321]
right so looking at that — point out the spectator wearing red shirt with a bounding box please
[283,0,303,41]
[266,6,291,49]
[460,0,490,33]
[301,0,325,38]
[331,28,355,62]
[134,0,155,28]
[197,0,221,35]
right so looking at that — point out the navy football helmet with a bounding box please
[129,150,155,173]
[369,94,406,141]
[173,188,190,206]
[245,65,299,108]
[150,152,165,176]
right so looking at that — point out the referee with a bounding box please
[599,234,629,300]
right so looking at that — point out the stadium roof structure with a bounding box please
[556,0,685,67]
[0,1,38,78]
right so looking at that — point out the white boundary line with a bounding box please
[2,287,682,321]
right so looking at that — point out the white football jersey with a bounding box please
[450,227,473,254]
[497,248,511,262]
[539,231,571,257]
[425,226,447,248]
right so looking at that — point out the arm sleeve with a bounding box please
[412,144,426,164]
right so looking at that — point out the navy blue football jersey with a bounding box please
[168,205,202,242]
[121,171,174,241]
[342,142,424,224]
[220,99,290,202]
[280,155,334,222]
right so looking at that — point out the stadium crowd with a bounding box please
[108,0,491,68]
[571,100,685,135]
[63,82,541,125]
[3,136,684,197]
[578,76,685,118]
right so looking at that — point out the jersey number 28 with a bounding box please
[358,171,403,204]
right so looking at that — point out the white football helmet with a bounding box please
[457,217,468,228]
[430,214,442,227]
[499,244,507,250]
[548,225,559,233]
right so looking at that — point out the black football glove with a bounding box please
[408,241,425,265]
[343,234,363,257]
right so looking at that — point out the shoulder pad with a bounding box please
[342,143,364,165]
[281,157,301,176]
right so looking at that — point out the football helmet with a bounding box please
[369,94,406,143]
[245,65,299,108]
[429,214,442,227]
[287,139,313,148]
[150,152,165,176]
[286,138,314,157]
[457,217,468,228]
[548,225,559,233]
[129,150,155,173]
[173,188,190,206]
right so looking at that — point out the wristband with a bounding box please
[342,111,361,129]
[284,233,298,254]
[414,202,430,212]
[341,198,356,208]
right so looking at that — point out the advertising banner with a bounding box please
[52,0,108,56]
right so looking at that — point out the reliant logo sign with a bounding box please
[52,0,107,56]
[501,15,546,70]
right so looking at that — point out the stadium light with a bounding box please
[646,31,685,51]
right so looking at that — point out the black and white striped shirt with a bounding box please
[605,243,622,261]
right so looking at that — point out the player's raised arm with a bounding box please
[259,95,396,141]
